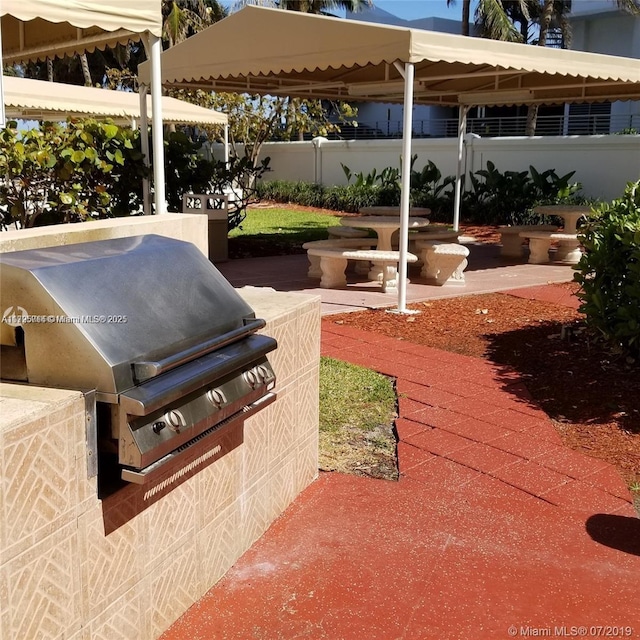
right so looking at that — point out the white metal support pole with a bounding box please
[139,84,151,216]
[453,105,469,232]
[397,61,415,313]
[224,124,229,166]
[149,34,166,214]
[0,25,5,127]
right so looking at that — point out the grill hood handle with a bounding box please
[133,317,266,383]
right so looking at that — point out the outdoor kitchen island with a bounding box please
[0,285,320,640]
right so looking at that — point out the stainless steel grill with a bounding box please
[0,235,276,487]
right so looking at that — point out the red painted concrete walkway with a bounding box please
[161,286,639,640]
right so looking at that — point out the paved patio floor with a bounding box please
[217,241,576,315]
[160,246,639,639]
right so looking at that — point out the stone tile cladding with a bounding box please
[0,291,320,640]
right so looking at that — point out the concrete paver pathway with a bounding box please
[161,288,639,640]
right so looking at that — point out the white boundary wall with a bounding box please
[254,135,640,202]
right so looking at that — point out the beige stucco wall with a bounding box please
[256,135,640,202]
[0,213,208,257]
[0,287,320,640]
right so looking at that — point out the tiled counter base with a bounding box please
[0,289,320,640]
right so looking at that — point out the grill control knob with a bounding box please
[207,388,226,407]
[164,410,185,432]
[152,421,166,434]
[256,365,270,382]
[243,368,258,388]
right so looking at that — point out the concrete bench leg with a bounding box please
[528,238,553,264]
[307,254,321,278]
[370,260,398,289]
[554,241,582,264]
[354,259,371,275]
[420,243,469,286]
[380,263,399,293]
[319,256,348,288]
[500,234,525,258]
[422,256,468,285]
[368,262,383,281]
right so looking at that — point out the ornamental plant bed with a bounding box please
[327,283,640,498]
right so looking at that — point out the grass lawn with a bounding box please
[319,357,398,480]
[228,206,344,257]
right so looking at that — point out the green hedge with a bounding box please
[256,160,587,225]
[574,181,640,358]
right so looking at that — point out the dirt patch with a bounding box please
[328,283,640,490]
[319,419,399,481]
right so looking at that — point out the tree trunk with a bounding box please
[525,0,554,135]
[80,53,92,86]
[462,0,471,36]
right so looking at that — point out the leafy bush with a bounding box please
[410,159,455,220]
[164,131,217,213]
[574,181,640,358]
[464,161,582,225]
[255,160,584,224]
[0,119,146,228]
[0,121,269,232]
[325,184,380,212]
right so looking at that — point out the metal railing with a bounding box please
[315,113,640,140]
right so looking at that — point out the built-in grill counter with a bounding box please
[0,235,277,488]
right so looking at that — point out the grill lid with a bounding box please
[0,235,263,394]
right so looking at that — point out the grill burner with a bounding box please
[0,235,277,486]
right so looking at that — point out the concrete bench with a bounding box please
[407,229,459,264]
[498,224,558,257]
[327,226,370,240]
[305,247,418,293]
[415,240,470,286]
[518,231,582,264]
[303,238,377,278]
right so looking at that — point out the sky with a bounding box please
[222,1,456,21]
[370,1,454,20]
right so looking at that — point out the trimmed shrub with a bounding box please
[255,161,584,223]
[574,180,640,358]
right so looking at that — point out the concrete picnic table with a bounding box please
[340,215,430,252]
[522,205,592,264]
[339,215,430,281]
[533,204,591,234]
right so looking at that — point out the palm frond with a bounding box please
[477,0,524,42]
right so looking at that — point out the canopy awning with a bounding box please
[1,0,162,64]
[138,5,640,107]
[3,76,228,126]
[137,5,640,311]
[2,0,166,215]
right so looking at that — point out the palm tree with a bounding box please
[280,0,373,13]
[477,0,527,41]
[162,0,227,47]
[233,0,372,15]
[525,0,639,135]
[446,0,472,35]
[447,0,523,39]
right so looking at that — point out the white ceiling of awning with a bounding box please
[1,0,162,64]
[4,76,227,126]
